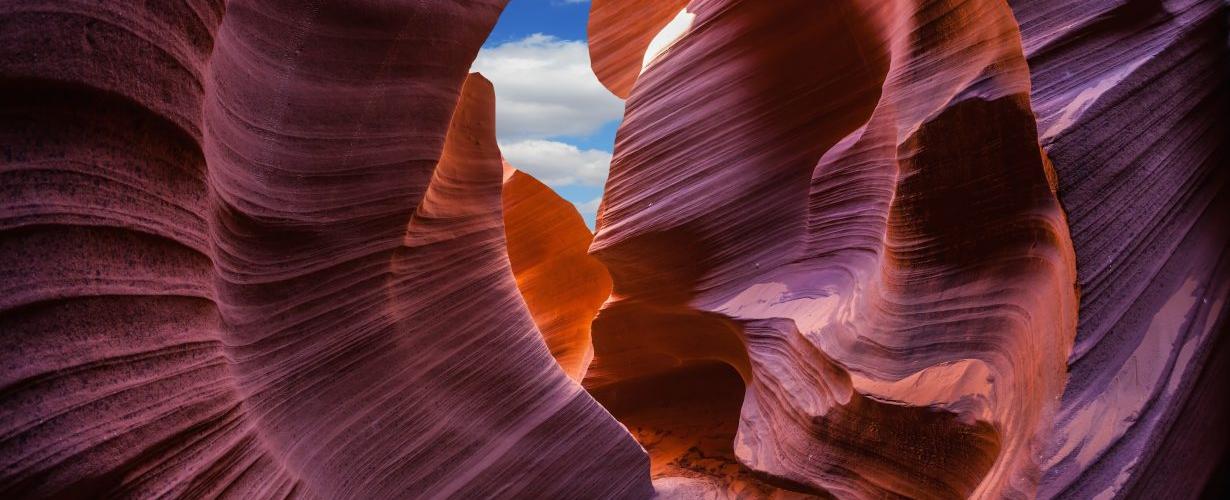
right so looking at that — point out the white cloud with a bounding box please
[642,9,695,71]
[473,34,625,141]
[500,139,611,187]
[573,196,602,214]
[573,196,603,229]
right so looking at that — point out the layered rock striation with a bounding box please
[586,0,1076,497]
[587,0,1227,498]
[503,164,612,382]
[1,0,1227,499]
[1011,0,1230,497]
[0,1,650,498]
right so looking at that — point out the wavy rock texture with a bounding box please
[502,164,612,381]
[1008,0,1230,498]
[586,0,1228,498]
[588,0,691,98]
[587,0,1077,497]
[0,1,651,498]
[2,0,1228,499]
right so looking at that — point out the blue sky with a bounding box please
[474,0,620,228]
[487,0,591,45]
[473,1,694,227]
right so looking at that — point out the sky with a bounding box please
[471,0,692,228]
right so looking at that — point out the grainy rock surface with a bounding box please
[1,0,1226,499]
[586,0,1227,498]
[0,1,651,498]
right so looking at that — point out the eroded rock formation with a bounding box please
[1012,0,1230,497]
[584,0,1228,498]
[503,163,612,381]
[1,0,1227,499]
[587,0,1076,497]
[0,1,651,498]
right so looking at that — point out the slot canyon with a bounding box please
[1,0,1227,498]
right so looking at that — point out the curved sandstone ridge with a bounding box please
[588,0,691,98]
[502,164,613,381]
[1009,0,1230,497]
[587,0,1074,497]
[1,0,1228,499]
[0,1,651,498]
[586,0,1229,498]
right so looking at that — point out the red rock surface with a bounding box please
[503,163,612,381]
[0,1,650,498]
[585,0,1227,497]
[586,0,1076,497]
[2,0,1227,498]
[589,0,691,99]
